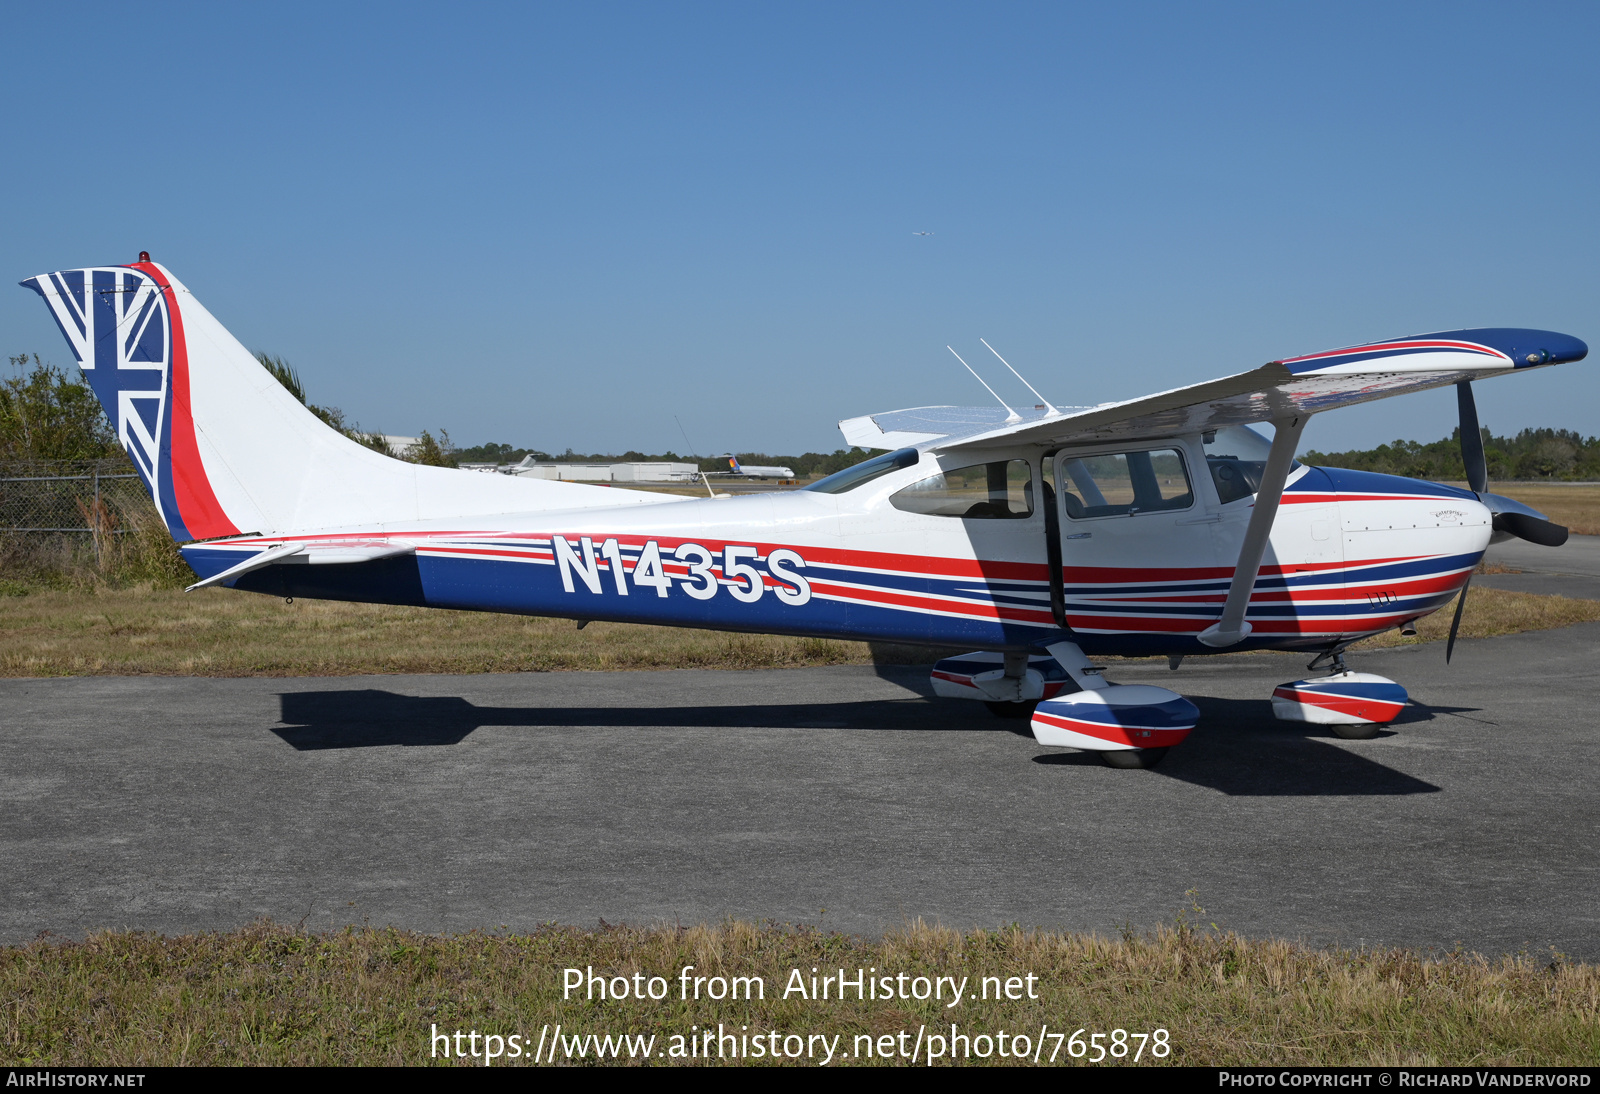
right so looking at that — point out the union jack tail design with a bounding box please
[22,262,237,542]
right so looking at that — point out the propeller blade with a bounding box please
[1456,381,1488,494]
[1446,573,1471,664]
[1492,511,1570,547]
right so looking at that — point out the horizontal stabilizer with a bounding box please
[185,542,306,591]
[184,541,418,592]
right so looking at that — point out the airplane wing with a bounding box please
[841,329,1586,453]
[839,405,1086,449]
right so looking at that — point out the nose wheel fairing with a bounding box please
[1271,672,1407,725]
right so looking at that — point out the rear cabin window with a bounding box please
[1060,448,1192,519]
[890,459,1034,519]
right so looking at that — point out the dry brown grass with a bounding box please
[1439,484,1600,536]
[1349,585,1600,652]
[0,582,1595,677]
[1493,486,1600,536]
[0,584,938,677]
[2,919,1593,1067]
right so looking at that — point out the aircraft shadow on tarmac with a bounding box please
[274,689,1441,797]
[274,689,973,750]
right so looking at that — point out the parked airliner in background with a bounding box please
[23,255,1584,767]
[710,456,796,481]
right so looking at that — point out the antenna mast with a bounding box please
[675,414,717,499]
[947,347,1021,422]
[981,338,1057,415]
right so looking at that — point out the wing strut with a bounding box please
[1197,414,1310,648]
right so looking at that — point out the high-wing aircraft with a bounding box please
[23,256,1587,767]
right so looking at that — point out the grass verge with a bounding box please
[1347,584,1600,652]
[0,585,937,677]
[2,919,1594,1066]
[1468,485,1600,537]
[2,582,1597,677]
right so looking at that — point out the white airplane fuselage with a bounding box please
[182,434,1491,657]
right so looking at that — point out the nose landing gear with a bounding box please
[1271,647,1408,740]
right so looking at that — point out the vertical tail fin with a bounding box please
[22,261,240,541]
[21,259,672,539]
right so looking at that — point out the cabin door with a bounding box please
[1050,444,1221,637]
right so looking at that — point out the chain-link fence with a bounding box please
[0,460,159,565]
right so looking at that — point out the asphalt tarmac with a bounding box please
[5,618,1597,958]
[1481,532,1600,600]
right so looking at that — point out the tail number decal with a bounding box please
[553,538,810,607]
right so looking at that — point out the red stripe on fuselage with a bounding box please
[1079,568,1469,606]
[810,579,1054,624]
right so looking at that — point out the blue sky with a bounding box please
[3,2,1596,457]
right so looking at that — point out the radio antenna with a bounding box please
[675,414,717,498]
[981,338,1057,415]
[947,346,1021,422]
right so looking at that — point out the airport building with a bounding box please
[505,458,700,483]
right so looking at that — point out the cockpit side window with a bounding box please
[1202,425,1298,505]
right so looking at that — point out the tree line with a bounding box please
[11,352,1594,484]
[1303,427,1600,482]
[453,443,883,479]
[1,354,877,478]
[0,353,458,467]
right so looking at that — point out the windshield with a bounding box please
[1203,425,1298,505]
[804,448,919,494]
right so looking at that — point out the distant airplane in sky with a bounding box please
[912,231,933,236]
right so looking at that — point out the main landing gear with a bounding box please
[931,643,1199,769]
[932,642,1412,766]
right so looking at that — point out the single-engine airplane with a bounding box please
[23,256,1587,767]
